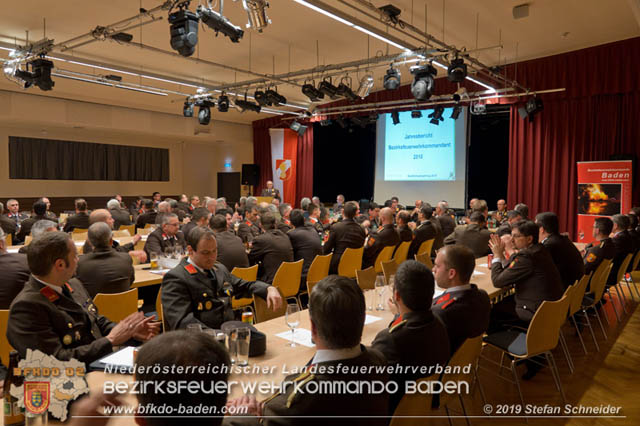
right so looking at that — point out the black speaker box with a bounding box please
[242,164,260,186]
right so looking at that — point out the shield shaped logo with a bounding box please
[275,159,292,182]
[24,382,50,414]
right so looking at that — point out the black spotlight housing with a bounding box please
[15,58,55,91]
[217,95,229,112]
[197,5,244,43]
[265,88,287,106]
[197,105,211,125]
[383,65,401,90]
[290,120,308,136]
[428,106,445,125]
[317,78,340,100]
[169,9,199,57]
[410,64,437,101]
[183,101,194,117]
[411,110,422,118]
[391,111,400,125]
[447,58,467,83]
[336,82,359,101]
[526,97,543,118]
[450,106,462,120]
[254,89,268,106]
[301,80,324,102]
[235,99,261,113]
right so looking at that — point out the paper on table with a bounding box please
[150,269,171,275]
[99,346,135,368]
[472,270,486,276]
[275,328,315,347]
[365,315,382,325]
[7,248,19,253]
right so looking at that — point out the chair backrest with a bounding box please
[569,273,592,316]
[71,232,88,242]
[231,265,259,309]
[3,233,11,246]
[417,238,435,256]
[630,250,640,272]
[615,253,634,284]
[526,293,571,355]
[93,288,139,323]
[0,309,14,367]
[306,253,332,284]
[272,260,304,300]
[337,246,364,278]
[414,252,432,269]
[394,241,411,265]
[119,224,135,236]
[24,235,32,246]
[155,287,164,332]
[72,227,89,234]
[356,267,377,291]
[381,260,398,285]
[390,373,439,423]
[438,335,484,407]
[144,223,155,229]
[253,288,287,323]
[590,259,613,304]
[112,229,131,238]
[374,245,396,274]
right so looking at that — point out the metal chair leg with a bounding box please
[570,315,588,355]
[510,360,527,424]
[559,331,574,373]
[592,307,608,340]
[444,405,453,426]
[547,352,566,403]
[458,393,472,426]
[606,289,622,323]
[498,352,506,377]
[615,283,628,313]
[474,367,487,406]
[624,277,636,301]
[584,309,601,352]
[598,300,611,326]
[544,352,562,393]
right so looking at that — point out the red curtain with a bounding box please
[252,121,273,196]
[295,127,314,208]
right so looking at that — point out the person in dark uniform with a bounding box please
[363,207,400,268]
[237,206,262,244]
[287,209,322,291]
[444,211,492,258]
[435,201,456,239]
[495,199,508,224]
[248,212,294,284]
[332,194,345,214]
[40,197,57,222]
[627,214,640,268]
[0,228,30,309]
[371,260,450,414]
[432,245,491,354]
[323,201,366,274]
[260,180,281,201]
[210,214,249,272]
[366,202,381,232]
[82,209,144,259]
[0,202,17,241]
[15,200,48,243]
[496,210,524,236]
[63,198,90,232]
[76,222,135,298]
[226,275,389,425]
[407,204,438,259]
[6,232,158,364]
[135,199,158,230]
[107,199,133,230]
[608,214,634,286]
[161,226,282,331]
[144,213,187,258]
[396,210,413,243]
[182,207,211,240]
[4,199,28,224]
[582,217,616,275]
[536,212,584,289]
[306,203,324,236]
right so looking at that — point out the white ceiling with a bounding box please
[0,0,638,125]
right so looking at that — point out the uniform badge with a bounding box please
[441,297,457,310]
[205,301,213,310]
[67,322,73,329]
[24,382,50,415]
[586,253,597,263]
[40,286,59,303]
[75,331,81,341]
[203,292,208,297]
[197,302,203,311]
[509,258,518,268]
[435,293,451,305]
[64,282,74,294]
[367,237,376,247]
[63,335,72,345]
[185,264,198,275]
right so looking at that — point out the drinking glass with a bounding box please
[235,327,251,366]
[226,328,238,364]
[186,323,202,333]
[365,289,374,311]
[149,252,159,270]
[285,304,300,347]
[375,275,386,311]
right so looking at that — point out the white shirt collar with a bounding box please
[187,257,206,274]
[443,284,472,294]
[311,345,362,365]
[32,275,63,294]
[541,236,549,244]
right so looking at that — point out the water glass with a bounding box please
[285,304,300,347]
[235,327,251,366]
[226,328,238,364]
[375,276,386,311]
[186,323,202,333]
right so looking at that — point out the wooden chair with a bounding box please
[119,224,135,236]
[253,288,287,323]
[24,235,33,245]
[71,232,88,242]
[337,246,364,278]
[414,252,432,269]
[93,288,139,323]
[112,229,131,238]
[627,250,640,298]
[603,254,632,321]
[72,227,89,234]
[390,374,439,426]
[231,265,259,311]
[3,233,11,246]
[567,273,592,354]
[355,267,377,291]
[373,245,395,274]
[304,253,332,297]
[156,288,165,332]
[272,260,304,307]
[581,261,613,347]
[0,309,14,367]
[381,260,398,286]
[394,241,411,265]
[417,238,435,256]
[143,223,156,230]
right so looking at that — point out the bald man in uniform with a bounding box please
[261,180,281,201]
[363,207,400,269]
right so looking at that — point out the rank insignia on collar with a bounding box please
[40,286,59,303]
[435,293,451,305]
[441,297,456,310]
[197,302,203,311]
[64,282,74,293]
[185,264,198,274]
[75,331,81,341]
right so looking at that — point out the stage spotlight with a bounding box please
[319,119,332,126]
[356,74,374,99]
[14,58,55,91]
[383,65,401,90]
[391,111,400,125]
[234,99,261,113]
[302,80,324,102]
[290,120,308,136]
[526,97,543,119]
[450,106,462,120]
[198,105,211,125]
[265,88,287,106]
[447,58,467,83]
[411,110,422,119]
[410,64,437,101]
[217,94,229,112]
[168,9,199,57]
[428,106,445,125]
[318,78,340,100]
[336,81,359,101]
[254,89,268,106]
[197,5,244,43]
[241,0,271,32]
[183,101,194,117]
[111,32,134,43]
[335,116,348,128]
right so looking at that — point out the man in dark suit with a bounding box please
[76,222,135,298]
[0,228,30,309]
[306,203,324,236]
[144,213,187,258]
[323,201,366,274]
[40,197,57,222]
[363,207,400,268]
[395,210,413,243]
[6,232,158,364]
[135,199,158,230]
[582,217,616,275]
[288,209,322,291]
[15,200,48,243]
[161,226,282,330]
[107,199,133,230]
[371,260,449,414]
[63,198,90,232]
[407,204,439,259]
[432,245,491,354]
[237,206,262,243]
[210,214,249,272]
[608,214,634,286]
[261,180,281,201]
[248,212,294,284]
[0,202,17,241]
[182,207,211,240]
[82,209,144,261]
[4,199,28,224]
[536,211,584,289]
[444,212,492,258]
[435,201,456,239]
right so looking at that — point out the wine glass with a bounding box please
[375,275,386,311]
[285,304,300,347]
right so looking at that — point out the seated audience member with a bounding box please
[154,201,172,225]
[410,199,423,223]
[18,219,58,254]
[0,202,17,240]
[432,245,491,353]
[107,199,133,230]
[248,212,294,284]
[0,228,30,309]
[471,199,489,219]
[278,203,293,232]
[363,207,400,268]
[627,213,640,261]
[300,197,312,219]
[607,214,634,286]
[16,200,48,243]
[63,198,90,232]
[287,209,322,291]
[4,199,28,224]
[83,209,144,258]
[76,222,135,298]
[162,226,282,330]
[135,199,157,229]
[496,209,524,235]
[312,196,321,207]
[210,214,249,271]
[129,196,144,219]
[435,201,456,239]
[332,194,345,213]
[40,197,57,221]
[514,203,529,219]
[227,276,389,425]
[182,207,211,239]
[495,199,508,223]
[396,210,413,243]
[307,203,324,235]
[152,191,162,207]
[323,201,366,274]
[444,211,491,258]
[371,260,449,413]
[535,212,584,289]
[583,217,615,275]
[7,232,158,364]
[189,195,201,212]
[144,213,187,258]
[407,204,438,259]
[366,202,381,232]
[237,206,262,243]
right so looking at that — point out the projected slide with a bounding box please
[384,110,455,181]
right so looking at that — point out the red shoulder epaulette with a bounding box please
[391,314,404,327]
[434,293,451,305]
[441,297,456,310]
[64,282,74,293]
[185,264,198,275]
[245,221,252,226]
[593,241,601,247]
[40,286,59,303]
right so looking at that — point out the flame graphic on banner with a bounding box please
[585,184,609,201]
